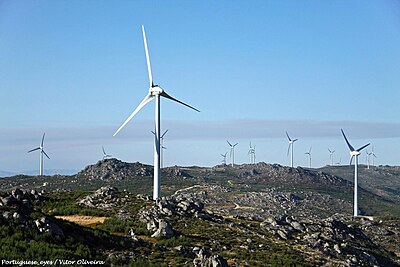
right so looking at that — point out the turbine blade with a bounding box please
[285,131,291,141]
[161,129,169,138]
[293,139,298,142]
[227,140,232,147]
[28,147,40,153]
[350,155,354,165]
[41,133,45,147]
[151,131,155,135]
[102,146,106,155]
[142,25,153,87]
[373,154,377,158]
[357,143,370,152]
[341,129,355,151]
[287,144,291,157]
[160,91,200,112]
[113,94,154,136]
[42,150,50,159]
[233,143,238,147]
[328,149,332,153]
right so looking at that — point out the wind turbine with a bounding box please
[227,140,238,167]
[328,149,335,166]
[102,146,112,160]
[305,147,312,168]
[286,131,298,168]
[341,129,370,217]
[370,147,377,167]
[113,26,199,200]
[336,156,342,166]
[248,142,256,164]
[28,133,50,176]
[220,152,227,165]
[366,149,371,169]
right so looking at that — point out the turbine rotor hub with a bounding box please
[150,85,163,95]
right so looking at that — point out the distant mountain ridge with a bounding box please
[0,169,79,177]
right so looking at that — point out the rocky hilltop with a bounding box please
[77,159,153,180]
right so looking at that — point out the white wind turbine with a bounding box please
[328,149,335,166]
[286,131,298,168]
[341,129,370,217]
[113,26,199,200]
[370,147,377,167]
[305,147,312,168]
[248,142,256,164]
[102,146,112,160]
[366,149,371,169]
[220,152,227,165]
[227,140,238,167]
[28,133,50,176]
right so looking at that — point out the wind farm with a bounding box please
[1,1,400,266]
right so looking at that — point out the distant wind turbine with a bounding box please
[366,149,371,169]
[220,152,227,165]
[248,142,256,164]
[341,129,370,217]
[28,133,50,176]
[370,147,377,167]
[113,26,199,200]
[336,156,342,166]
[305,147,312,168]
[227,140,238,167]
[328,149,335,166]
[286,131,298,168]
[102,146,112,160]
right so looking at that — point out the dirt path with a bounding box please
[55,215,108,226]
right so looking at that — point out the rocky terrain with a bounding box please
[1,160,400,266]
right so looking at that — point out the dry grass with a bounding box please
[55,215,108,226]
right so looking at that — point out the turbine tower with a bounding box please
[28,133,50,176]
[102,146,112,160]
[341,129,370,217]
[286,131,298,168]
[152,129,168,168]
[113,26,199,200]
[328,149,335,166]
[220,152,227,165]
[305,147,312,168]
[227,140,238,167]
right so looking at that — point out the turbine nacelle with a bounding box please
[150,85,163,95]
[350,150,361,157]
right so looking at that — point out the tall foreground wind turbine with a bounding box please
[328,149,335,166]
[286,131,298,168]
[341,129,370,217]
[305,147,312,168]
[113,26,199,200]
[28,133,50,176]
[227,140,238,167]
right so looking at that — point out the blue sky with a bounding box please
[1,1,400,173]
